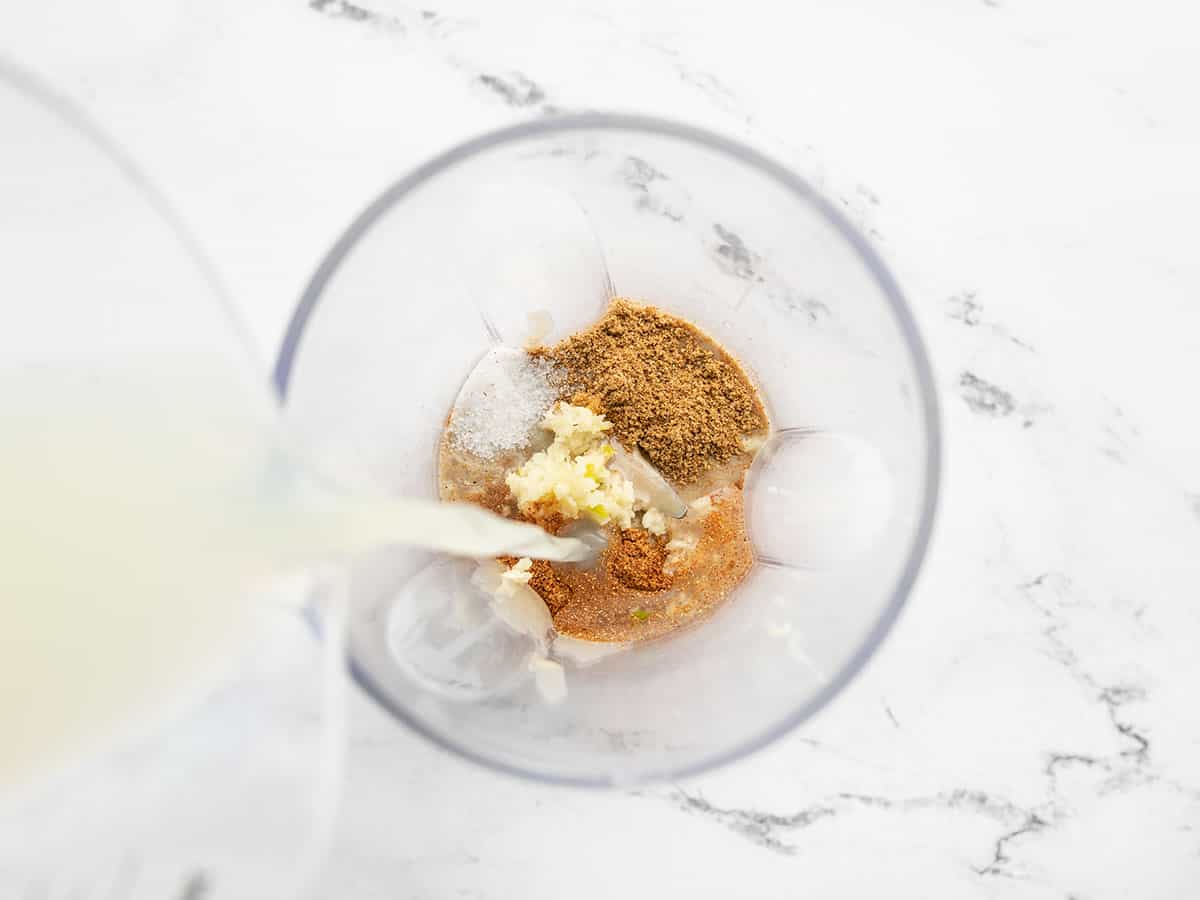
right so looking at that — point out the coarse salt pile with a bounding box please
[448,347,560,458]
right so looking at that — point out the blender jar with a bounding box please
[275,115,940,787]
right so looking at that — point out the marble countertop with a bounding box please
[5,0,1199,897]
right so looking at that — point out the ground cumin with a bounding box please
[528,561,571,614]
[608,527,672,591]
[522,500,568,535]
[568,391,605,414]
[533,299,767,484]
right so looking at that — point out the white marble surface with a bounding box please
[5,0,1200,897]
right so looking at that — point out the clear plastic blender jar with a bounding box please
[274,116,940,787]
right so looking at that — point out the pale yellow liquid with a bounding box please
[0,363,581,791]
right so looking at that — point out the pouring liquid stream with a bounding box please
[0,362,583,792]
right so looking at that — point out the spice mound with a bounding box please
[609,528,671,592]
[533,298,768,484]
[438,297,769,643]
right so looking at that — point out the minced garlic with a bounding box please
[498,556,534,595]
[506,402,638,528]
[539,402,612,455]
[526,654,567,704]
[641,507,667,536]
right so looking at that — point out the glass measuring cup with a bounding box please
[276,115,941,786]
[0,59,345,899]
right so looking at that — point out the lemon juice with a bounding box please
[0,361,582,792]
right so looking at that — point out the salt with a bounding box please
[448,347,559,458]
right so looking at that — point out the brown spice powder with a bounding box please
[534,298,767,483]
[608,528,672,592]
[521,500,568,535]
[527,560,572,614]
[568,391,605,414]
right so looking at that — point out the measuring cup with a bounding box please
[0,59,349,900]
